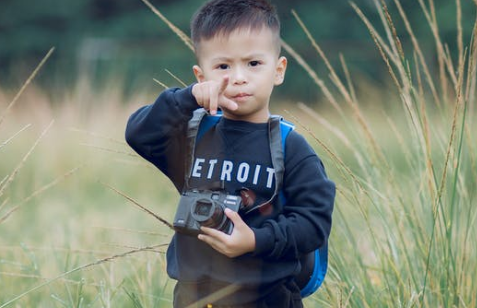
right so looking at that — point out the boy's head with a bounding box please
[190,0,287,123]
[191,0,281,57]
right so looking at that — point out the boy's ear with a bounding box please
[274,56,287,86]
[193,65,205,83]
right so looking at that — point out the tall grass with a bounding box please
[0,53,177,307]
[283,0,477,307]
[0,0,476,307]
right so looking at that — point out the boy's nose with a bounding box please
[231,67,247,85]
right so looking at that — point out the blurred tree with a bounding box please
[0,0,474,102]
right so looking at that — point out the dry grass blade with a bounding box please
[0,206,19,224]
[465,16,477,105]
[0,244,112,256]
[112,158,156,170]
[0,271,103,287]
[102,183,174,230]
[0,243,168,308]
[386,116,412,165]
[0,164,85,224]
[421,47,467,307]
[80,143,138,157]
[0,48,54,127]
[0,120,54,199]
[93,225,163,237]
[291,9,383,161]
[351,2,402,91]
[416,0,456,94]
[341,286,356,308]
[165,69,188,87]
[139,0,193,51]
[351,2,399,66]
[284,110,364,192]
[353,1,439,180]
[0,124,31,151]
[291,10,353,103]
[339,55,358,103]
[291,9,383,166]
[392,0,440,106]
[297,103,352,149]
[280,40,344,116]
[69,128,126,145]
[185,284,242,308]
[106,243,165,254]
[457,0,464,77]
[153,78,169,89]
[379,0,405,62]
[434,50,466,209]
[0,198,8,215]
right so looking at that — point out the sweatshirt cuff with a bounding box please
[251,226,274,256]
[173,83,200,113]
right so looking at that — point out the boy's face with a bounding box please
[193,27,287,123]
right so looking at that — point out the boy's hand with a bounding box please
[192,76,238,115]
[198,208,255,258]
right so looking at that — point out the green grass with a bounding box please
[1,0,476,307]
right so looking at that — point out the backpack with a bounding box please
[186,108,328,298]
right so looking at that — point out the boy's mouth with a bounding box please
[231,93,252,101]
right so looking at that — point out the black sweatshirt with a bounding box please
[125,85,335,304]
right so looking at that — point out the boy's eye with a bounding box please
[218,64,229,70]
[249,61,260,67]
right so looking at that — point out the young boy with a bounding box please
[125,0,335,307]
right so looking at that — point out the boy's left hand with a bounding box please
[198,208,256,258]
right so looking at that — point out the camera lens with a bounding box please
[194,200,212,216]
[191,198,226,229]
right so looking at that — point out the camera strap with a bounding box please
[184,108,208,191]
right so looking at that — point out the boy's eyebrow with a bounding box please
[210,56,232,62]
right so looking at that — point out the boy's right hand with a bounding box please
[192,76,238,115]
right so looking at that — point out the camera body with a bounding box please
[173,189,243,236]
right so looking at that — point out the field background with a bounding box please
[1,0,477,307]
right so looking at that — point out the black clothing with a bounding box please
[125,85,335,305]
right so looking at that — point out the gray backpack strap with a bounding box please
[243,115,284,214]
[184,108,209,191]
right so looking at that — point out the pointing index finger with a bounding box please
[219,75,229,94]
[217,76,238,111]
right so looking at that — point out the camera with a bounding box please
[173,189,243,236]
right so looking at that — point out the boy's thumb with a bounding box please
[220,97,238,111]
[225,208,241,223]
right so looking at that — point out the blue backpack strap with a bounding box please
[277,118,328,298]
[277,118,293,206]
[197,112,222,141]
[299,242,329,297]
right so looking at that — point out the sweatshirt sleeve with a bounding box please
[252,131,335,260]
[125,85,199,192]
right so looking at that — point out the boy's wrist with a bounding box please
[169,84,201,113]
[191,83,202,107]
[250,226,274,256]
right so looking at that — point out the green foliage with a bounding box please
[1,0,475,101]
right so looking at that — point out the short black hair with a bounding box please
[191,0,281,54]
